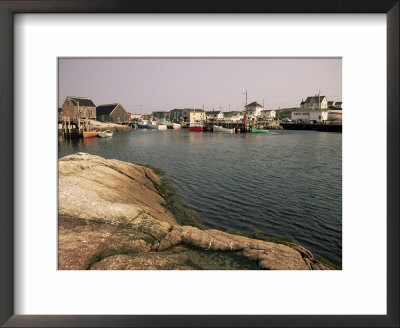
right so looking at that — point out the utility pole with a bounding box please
[243,89,248,107]
[318,90,321,110]
[263,98,265,109]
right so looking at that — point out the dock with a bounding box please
[204,121,272,132]
[280,122,342,132]
[58,118,97,138]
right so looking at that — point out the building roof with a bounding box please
[246,101,263,108]
[206,111,222,114]
[335,101,342,105]
[292,109,328,113]
[304,96,327,103]
[68,96,96,107]
[96,103,120,116]
[327,101,335,105]
[261,109,275,112]
[171,108,204,112]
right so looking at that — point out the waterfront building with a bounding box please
[335,101,342,109]
[206,110,224,120]
[61,96,96,120]
[327,109,343,122]
[130,114,142,120]
[244,101,263,119]
[151,111,169,121]
[261,109,276,120]
[300,95,328,110]
[327,101,335,108]
[291,110,328,122]
[96,103,130,123]
[169,108,206,123]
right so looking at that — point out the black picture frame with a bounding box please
[0,1,398,327]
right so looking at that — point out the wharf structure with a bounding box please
[281,122,342,132]
[59,96,132,137]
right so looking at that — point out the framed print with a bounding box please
[1,0,398,327]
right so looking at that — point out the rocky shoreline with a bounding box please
[58,153,333,270]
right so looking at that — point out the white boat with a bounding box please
[148,121,158,129]
[98,129,113,138]
[136,120,148,129]
[213,125,235,133]
[148,121,167,130]
[167,123,182,129]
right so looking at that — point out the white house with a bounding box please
[130,113,142,120]
[225,113,244,121]
[245,101,263,119]
[300,95,328,110]
[291,110,328,122]
[205,110,224,120]
[261,109,276,120]
[224,114,244,122]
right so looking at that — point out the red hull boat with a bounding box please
[189,122,204,132]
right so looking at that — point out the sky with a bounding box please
[58,58,341,113]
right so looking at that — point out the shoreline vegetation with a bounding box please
[134,163,206,230]
[58,153,338,270]
[140,163,341,269]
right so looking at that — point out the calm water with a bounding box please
[59,129,342,265]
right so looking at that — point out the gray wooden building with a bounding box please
[96,103,129,123]
[61,96,96,120]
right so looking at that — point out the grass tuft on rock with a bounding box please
[140,163,205,230]
[314,253,342,270]
[156,178,205,230]
[133,162,166,176]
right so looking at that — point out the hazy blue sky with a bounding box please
[59,58,341,113]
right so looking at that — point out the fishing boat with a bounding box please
[167,123,181,129]
[82,131,100,138]
[148,121,167,130]
[148,121,158,129]
[252,128,269,133]
[189,122,204,132]
[98,129,113,138]
[136,120,148,129]
[213,125,235,133]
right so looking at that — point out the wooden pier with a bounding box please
[58,118,96,138]
[204,120,270,132]
[280,122,342,132]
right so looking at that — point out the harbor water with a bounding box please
[58,129,342,266]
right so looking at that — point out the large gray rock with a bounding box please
[59,152,176,226]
